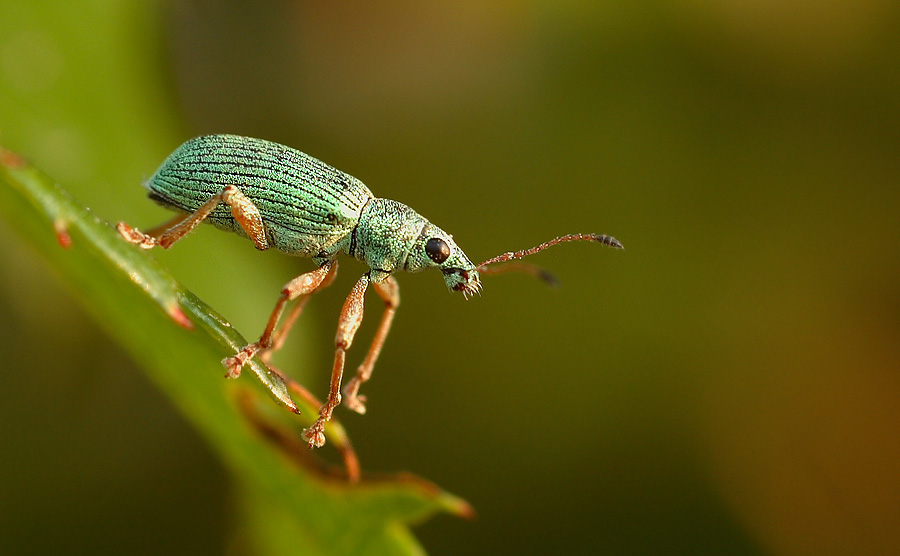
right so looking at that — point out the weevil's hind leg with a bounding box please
[116,184,269,250]
[342,276,399,414]
[303,275,370,449]
[223,262,337,378]
[143,214,186,238]
[116,214,183,249]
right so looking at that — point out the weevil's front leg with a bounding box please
[223,262,337,378]
[116,184,268,250]
[342,276,399,414]
[303,274,369,448]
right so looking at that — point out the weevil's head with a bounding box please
[406,223,482,298]
[353,199,482,297]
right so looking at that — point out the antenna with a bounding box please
[476,233,623,285]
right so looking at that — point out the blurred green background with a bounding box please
[2,1,899,555]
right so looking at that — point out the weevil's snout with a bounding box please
[445,267,482,299]
[403,222,481,297]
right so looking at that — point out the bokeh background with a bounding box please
[2,1,899,555]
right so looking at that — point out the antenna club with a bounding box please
[538,269,561,287]
[592,234,624,249]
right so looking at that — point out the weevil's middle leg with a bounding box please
[116,184,269,250]
[303,274,369,448]
[342,276,399,414]
[263,261,339,360]
[223,262,337,378]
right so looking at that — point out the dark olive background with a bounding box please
[2,2,899,555]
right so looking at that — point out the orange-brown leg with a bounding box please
[116,184,268,250]
[269,368,361,481]
[302,274,369,448]
[144,215,185,238]
[342,276,399,414]
[262,260,339,360]
[223,262,337,378]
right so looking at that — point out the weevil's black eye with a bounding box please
[425,237,451,264]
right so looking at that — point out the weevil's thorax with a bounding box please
[351,198,481,296]
[351,198,421,277]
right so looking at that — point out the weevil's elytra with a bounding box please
[117,134,623,450]
[146,135,373,260]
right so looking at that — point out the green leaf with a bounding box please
[0,145,471,555]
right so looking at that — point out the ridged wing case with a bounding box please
[145,135,373,257]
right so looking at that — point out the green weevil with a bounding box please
[117,134,623,448]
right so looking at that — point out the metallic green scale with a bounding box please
[145,134,481,293]
[147,135,371,258]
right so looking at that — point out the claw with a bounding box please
[342,378,368,414]
[221,352,249,378]
[344,394,367,415]
[222,342,263,379]
[302,422,327,448]
[116,222,157,249]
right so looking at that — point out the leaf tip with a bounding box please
[0,147,26,169]
[168,303,193,329]
[54,219,73,249]
[449,497,477,520]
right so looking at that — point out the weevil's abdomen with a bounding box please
[145,135,374,258]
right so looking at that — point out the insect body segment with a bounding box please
[146,134,372,259]
[117,134,621,449]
